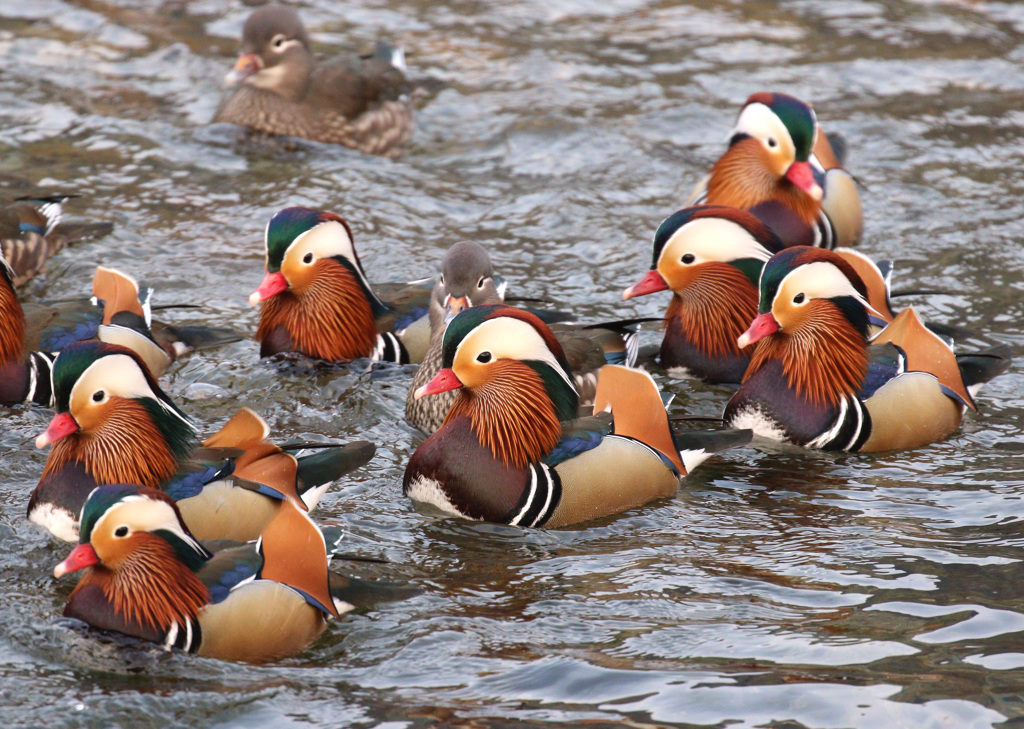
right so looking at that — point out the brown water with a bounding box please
[2,1,1024,727]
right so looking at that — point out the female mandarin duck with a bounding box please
[0,193,113,288]
[54,486,400,662]
[688,92,863,250]
[404,305,751,526]
[0,256,236,406]
[406,242,647,433]
[250,207,433,364]
[212,5,413,157]
[29,340,374,542]
[622,205,785,384]
[724,247,1010,451]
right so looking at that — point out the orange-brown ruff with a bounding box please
[706,139,820,225]
[0,278,24,364]
[666,263,759,359]
[41,398,179,486]
[257,261,377,360]
[442,360,563,469]
[744,300,869,407]
[71,532,209,632]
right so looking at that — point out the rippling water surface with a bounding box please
[2,1,1024,727]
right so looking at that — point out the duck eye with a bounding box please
[477,277,486,289]
[793,293,806,304]
[439,274,445,286]
[114,526,129,538]
[303,252,314,264]
[92,390,105,403]
[272,35,286,49]
[681,253,695,264]
[477,351,492,363]
[767,137,778,149]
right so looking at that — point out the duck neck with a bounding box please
[0,276,24,365]
[42,398,190,487]
[257,260,379,361]
[668,262,760,360]
[443,361,575,469]
[72,534,209,634]
[744,306,869,407]
[707,141,820,224]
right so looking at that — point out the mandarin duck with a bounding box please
[250,207,437,365]
[212,5,413,157]
[405,242,648,433]
[29,340,375,542]
[687,92,862,249]
[403,305,751,527]
[622,205,785,384]
[0,257,237,406]
[1,194,113,288]
[54,486,405,662]
[724,247,1011,451]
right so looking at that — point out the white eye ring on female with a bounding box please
[477,277,487,290]
[272,35,287,50]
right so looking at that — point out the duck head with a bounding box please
[623,206,782,362]
[415,304,578,467]
[251,207,388,360]
[225,5,314,102]
[740,247,879,405]
[36,340,196,486]
[55,484,211,634]
[431,241,504,329]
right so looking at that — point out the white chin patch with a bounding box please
[729,406,788,442]
[405,475,467,518]
[29,503,79,542]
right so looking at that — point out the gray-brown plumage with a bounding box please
[212,5,413,157]
[1,196,113,288]
[406,242,503,433]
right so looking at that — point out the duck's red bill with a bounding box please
[249,271,288,306]
[785,161,824,201]
[36,412,79,449]
[414,368,463,399]
[54,544,99,578]
[738,312,780,349]
[622,270,668,300]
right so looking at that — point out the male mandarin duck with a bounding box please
[1,194,113,288]
[622,205,785,384]
[724,247,1010,451]
[212,5,413,157]
[251,206,437,364]
[29,340,375,542]
[0,256,236,406]
[54,486,403,662]
[406,242,648,433]
[403,305,751,526]
[687,92,863,249]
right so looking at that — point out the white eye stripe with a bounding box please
[656,217,773,269]
[453,317,577,394]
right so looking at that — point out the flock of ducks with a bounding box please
[1,5,1011,663]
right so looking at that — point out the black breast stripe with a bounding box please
[507,463,562,528]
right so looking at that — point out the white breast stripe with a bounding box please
[509,467,539,526]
